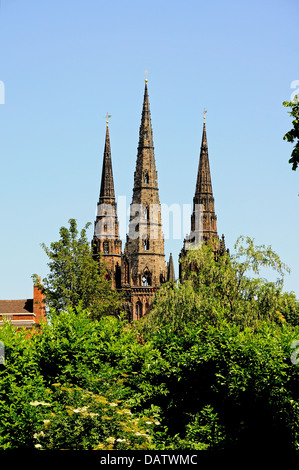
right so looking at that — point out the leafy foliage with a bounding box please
[1,236,299,450]
[283,96,299,171]
[146,236,297,331]
[30,384,154,450]
[32,218,121,318]
[0,309,160,450]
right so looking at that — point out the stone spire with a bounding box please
[179,116,221,279]
[93,120,122,288]
[195,121,213,198]
[123,79,167,319]
[190,118,218,245]
[132,81,159,199]
[167,253,175,282]
[99,123,115,201]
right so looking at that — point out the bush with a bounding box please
[0,310,161,450]
[1,237,299,450]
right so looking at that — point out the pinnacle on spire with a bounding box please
[139,81,152,144]
[167,253,175,282]
[189,118,218,244]
[195,121,212,196]
[132,80,159,197]
[99,123,115,200]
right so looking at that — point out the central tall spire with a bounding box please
[132,81,159,200]
[123,79,166,320]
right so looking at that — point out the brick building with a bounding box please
[93,79,227,320]
[0,282,46,329]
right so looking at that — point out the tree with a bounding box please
[144,236,297,331]
[3,233,297,451]
[1,248,299,450]
[140,237,299,450]
[0,307,160,450]
[32,218,121,318]
[283,96,299,171]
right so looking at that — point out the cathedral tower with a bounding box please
[92,83,227,319]
[191,116,218,244]
[179,114,226,278]
[123,79,167,319]
[92,119,122,288]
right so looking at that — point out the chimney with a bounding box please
[33,276,46,324]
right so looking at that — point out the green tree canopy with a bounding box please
[32,218,121,318]
[144,236,298,331]
[1,291,299,450]
[283,96,299,171]
[1,235,299,450]
[0,308,160,450]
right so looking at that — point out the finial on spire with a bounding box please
[105,112,111,126]
[145,69,148,83]
[203,109,207,123]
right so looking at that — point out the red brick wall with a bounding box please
[33,284,46,324]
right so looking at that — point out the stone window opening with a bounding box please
[103,241,109,254]
[115,263,121,288]
[143,239,149,251]
[135,301,142,319]
[142,269,151,286]
[144,172,149,184]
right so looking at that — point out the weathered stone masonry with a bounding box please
[92,80,227,320]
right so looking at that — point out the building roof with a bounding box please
[0,299,34,314]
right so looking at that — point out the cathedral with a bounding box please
[92,78,226,321]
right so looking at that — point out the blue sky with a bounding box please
[0,0,298,299]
